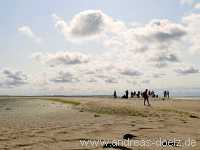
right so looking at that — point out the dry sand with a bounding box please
[0,97,200,150]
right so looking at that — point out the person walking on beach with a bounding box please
[144,89,150,106]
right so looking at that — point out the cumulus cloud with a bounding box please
[49,11,200,87]
[175,66,199,75]
[17,25,42,43]
[53,10,104,38]
[92,73,119,84]
[120,19,186,53]
[120,68,143,76]
[32,51,89,67]
[105,77,118,84]
[102,18,186,70]
[53,10,188,66]
[0,69,28,88]
[150,52,179,68]
[53,10,125,39]
[137,19,186,43]
[155,54,179,62]
[50,71,79,83]
[30,10,200,92]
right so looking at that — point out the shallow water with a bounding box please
[174,96,200,100]
[0,98,72,125]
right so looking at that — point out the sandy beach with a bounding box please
[0,97,200,150]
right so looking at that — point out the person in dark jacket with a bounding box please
[125,90,129,99]
[114,90,117,98]
[143,89,150,106]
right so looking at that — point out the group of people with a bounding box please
[113,89,170,106]
[115,90,159,99]
[164,90,170,98]
[130,90,158,98]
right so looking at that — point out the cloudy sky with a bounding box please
[1,0,200,96]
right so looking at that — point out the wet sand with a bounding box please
[0,97,200,150]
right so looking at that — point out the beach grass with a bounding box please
[47,98,80,105]
[80,101,159,117]
[79,100,200,119]
[158,108,199,118]
[43,97,200,119]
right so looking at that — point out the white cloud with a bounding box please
[120,68,143,76]
[29,10,200,92]
[48,12,190,87]
[105,77,118,84]
[175,66,199,75]
[53,10,125,39]
[18,25,42,43]
[50,71,79,83]
[150,52,179,68]
[53,10,187,63]
[0,69,28,88]
[105,19,186,51]
[32,51,89,67]
[134,19,186,43]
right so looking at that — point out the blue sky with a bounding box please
[1,0,200,96]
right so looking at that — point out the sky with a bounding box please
[1,0,200,96]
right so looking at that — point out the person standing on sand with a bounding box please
[131,91,134,98]
[164,90,167,98]
[125,90,129,99]
[144,89,150,106]
[167,90,170,98]
[137,91,140,98]
[114,90,117,98]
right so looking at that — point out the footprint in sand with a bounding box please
[5,107,11,111]
[169,131,176,133]
[35,130,45,134]
[131,124,135,127]
[94,114,101,117]
[56,130,68,134]
[138,127,154,130]
[0,137,10,142]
